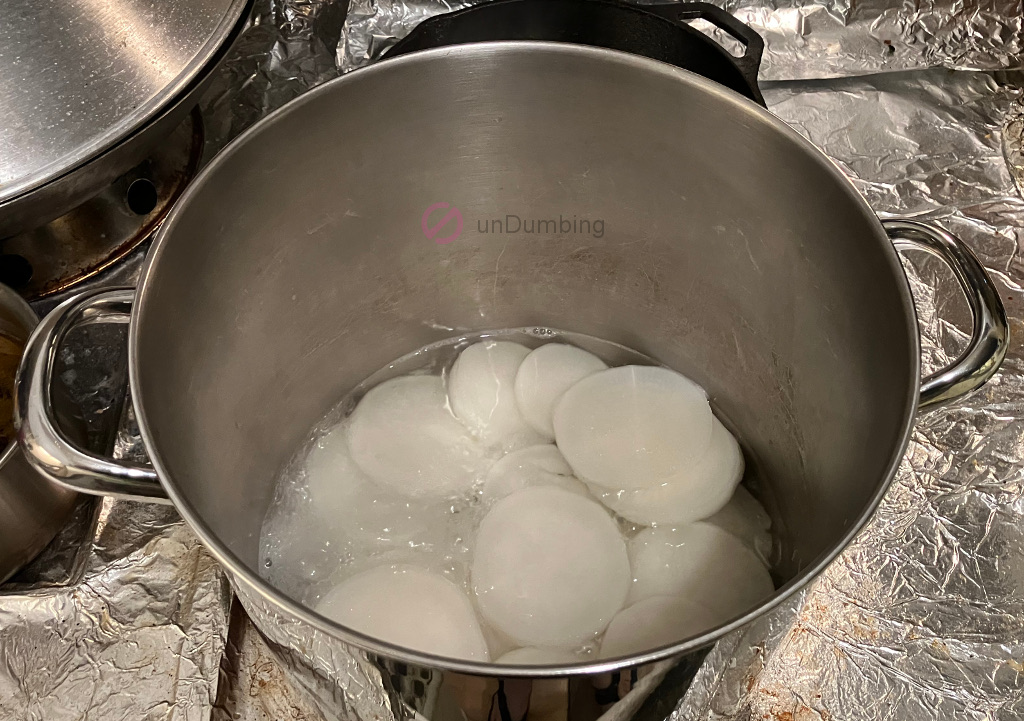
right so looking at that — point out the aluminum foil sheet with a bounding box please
[338,0,1024,80]
[0,0,342,712]
[0,1,341,717]
[673,68,1024,721]
[0,498,232,720]
[213,603,332,721]
[5,0,1024,718]
[198,0,344,158]
[0,263,233,719]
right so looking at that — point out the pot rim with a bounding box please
[130,41,921,677]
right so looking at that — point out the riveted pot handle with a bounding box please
[884,220,1009,410]
[14,287,169,503]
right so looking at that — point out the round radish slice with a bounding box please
[472,486,630,647]
[627,524,774,617]
[489,444,574,478]
[305,422,437,548]
[481,445,588,503]
[514,344,607,439]
[449,341,547,452]
[348,375,490,498]
[317,564,490,662]
[705,485,773,563]
[588,418,743,526]
[599,595,720,659]
[553,365,713,489]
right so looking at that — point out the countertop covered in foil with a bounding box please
[338,0,1024,80]
[0,317,232,720]
[0,0,340,716]
[680,68,1024,721]
[2,0,1023,719]
[0,498,232,721]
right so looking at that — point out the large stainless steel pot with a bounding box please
[14,43,1008,721]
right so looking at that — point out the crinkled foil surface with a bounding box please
[679,68,1024,721]
[0,497,232,720]
[0,312,233,719]
[3,0,1023,719]
[338,0,1024,79]
[0,0,340,716]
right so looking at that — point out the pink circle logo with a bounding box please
[421,202,463,244]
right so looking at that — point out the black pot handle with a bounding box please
[384,0,765,105]
[642,2,764,103]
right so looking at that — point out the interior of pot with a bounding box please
[133,43,917,645]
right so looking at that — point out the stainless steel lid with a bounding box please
[0,0,249,205]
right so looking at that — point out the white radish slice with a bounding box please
[496,647,584,665]
[481,445,588,503]
[588,419,743,526]
[348,375,490,498]
[481,623,518,661]
[472,486,630,647]
[627,524,774,618]
[514,344,608,438]
[599,596,721,659]
[493,444,574,477]
[317,564,490,662]
[305,422,435,547]
[449,341,547,451]
[705,485,773,563]
[553,365,713,489]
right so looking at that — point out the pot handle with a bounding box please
[644,2,764,103]
[14,287,170,503]
[883,220,1009,410]
[14,225,1004,499]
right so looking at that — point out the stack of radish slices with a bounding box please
[280,339,775,663]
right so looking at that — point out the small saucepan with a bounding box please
[0,284,80,583]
